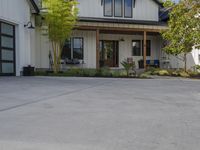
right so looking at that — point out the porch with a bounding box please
[61,21,168,69]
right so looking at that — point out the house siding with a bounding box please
[77,0,159,21]
[0,0,34,76]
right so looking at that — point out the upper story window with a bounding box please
[104,0,113,17]
[124,0,132,18]
[114,0,123,17]
[103,0,133,18]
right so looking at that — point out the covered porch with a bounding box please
[72,21,167,69]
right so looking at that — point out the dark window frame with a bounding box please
[114,0,123,17]
[62,37,84,60]
[132,40,141,56]
[0,21,15,76]
[104,0,113,17]
[124,0,133,18]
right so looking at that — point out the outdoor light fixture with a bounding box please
[24,21,35,29]
[119,38,125,42]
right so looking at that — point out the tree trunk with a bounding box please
[52,41,61,74]
[184,53,187,72]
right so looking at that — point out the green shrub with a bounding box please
[34,71,47,76]
[171,70,190,78]
[179,71,190,78]
[151,69,170,76]
[158,70,170,76]
[63,68,79,76]
[121,59,135,77]
[81,69,97,77]
[139,73,151,78]
[96,67,112,77]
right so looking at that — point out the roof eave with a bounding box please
[29,0,40,14]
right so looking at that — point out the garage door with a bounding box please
[0,22,15,76]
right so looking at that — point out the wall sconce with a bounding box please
[119,38,125,42]
[24,21,35,29]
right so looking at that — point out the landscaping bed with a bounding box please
[140,67,200,79]
[34,68,150,79]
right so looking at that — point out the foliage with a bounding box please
[42,0,78,73]
[121,59,135,77]
[162,0,200,71]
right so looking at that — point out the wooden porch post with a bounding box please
[96,29,100,69]
[143,31,147,69]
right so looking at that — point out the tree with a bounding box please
[42,0,78,73]
[162,0,200,71]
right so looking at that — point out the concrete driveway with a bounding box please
[0,77,200,150]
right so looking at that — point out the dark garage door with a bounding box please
[0,21,15,76]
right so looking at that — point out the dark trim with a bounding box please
[0,21,16,76]
[104,0,113,17]
[132,40,141,56]
[72,37,84,60]
[114,0,123,17]
[29,0,40,14]
[152,0,163,7]
[124,0,133,18]
[78,17,167,26]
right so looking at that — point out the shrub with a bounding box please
[81,69,97,77]
[151,69,170,76]
[139,73,151,78]
[121,59,135,77]
[158,70,170,76]
[171,70,190,78]
[99,67,112,77]
[34,71,47,76]
[179,71,190,78]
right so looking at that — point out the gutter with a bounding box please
[29,0,40,14]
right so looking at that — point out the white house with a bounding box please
[0,0,40,76]
[0,0,199,76]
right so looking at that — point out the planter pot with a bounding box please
[23,66,35,76]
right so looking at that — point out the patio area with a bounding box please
[0,77,200,150]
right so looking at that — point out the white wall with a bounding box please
[166,48,200,70]
[50,30,161,69]
[77,0,159,21]
[0,0,34,76]
[100,33,161,68]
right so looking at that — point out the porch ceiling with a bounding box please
[75,21,168,33]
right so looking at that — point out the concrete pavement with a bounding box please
[0,77,200,150]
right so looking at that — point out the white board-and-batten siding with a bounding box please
[70,30,161,69]
[0,0,35,76]
[77,0,159,21]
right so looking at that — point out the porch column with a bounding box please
[96,29,100,69]
[143,31,147,69]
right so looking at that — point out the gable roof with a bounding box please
[29,0,40,14]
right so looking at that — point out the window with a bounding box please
[132,40,141,56]
[104,0,113,17]
[61,39,71,59]
[0,22,15,75]
[142,40,151,56]
[124,0,132,18]
[61,37,84,60]
[73,38,84,59]
[114,0,122,17]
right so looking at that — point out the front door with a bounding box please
[100,41,119,67]
[0,22,15,76]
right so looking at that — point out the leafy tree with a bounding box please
[162,0,200,71]
[42,0,78,73]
